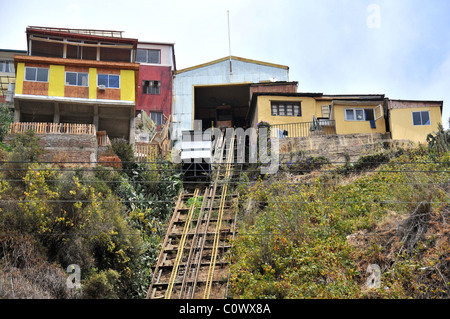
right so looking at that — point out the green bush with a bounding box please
[427,122,450,156]
[0,104,13,143]
[82,269,120,299]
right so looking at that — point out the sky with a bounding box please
[1,0,449,128]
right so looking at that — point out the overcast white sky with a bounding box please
[2,0,449,128]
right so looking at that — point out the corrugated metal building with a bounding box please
[172,55,290,142]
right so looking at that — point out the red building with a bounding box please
[135,41,175,126]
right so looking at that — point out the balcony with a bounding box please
[270,119,336,139]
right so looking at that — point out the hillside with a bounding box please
[0,133,181,298]
[0,125,448,299]
[228,143,449,298]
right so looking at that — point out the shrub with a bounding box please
[0,104,13,143]
[427,122,450,156]
[82,269,120,299]
[110,138,136,177]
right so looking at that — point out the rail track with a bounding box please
[147,133,239,299]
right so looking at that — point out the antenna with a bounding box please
[227,10,232,74]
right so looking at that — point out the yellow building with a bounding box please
[387,99,443,144]
[330,98,386,135]
[13,26,140,141]
[249,92,443,144]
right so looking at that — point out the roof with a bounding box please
[250,81,298,87]
[321,94,385,100]
[252,92,323,98]
[27,26,125,38]
[138,41,175,46]
[175,56,289,75]
[26,26,138,45]
[0,49,27,54]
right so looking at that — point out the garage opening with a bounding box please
[194,84,250,130]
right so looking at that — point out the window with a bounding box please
[345,109,365,121]
[97,74,120,89]
[412,111,430,126]
[136,49,161,64]
[271,102,301,116]
[0,61,14,73]
[24,67,49,82]
[150,112,163,125]
[142,80,161,95]
[345,106,383,122]
[321,105,331,118]
[65,72,88,86]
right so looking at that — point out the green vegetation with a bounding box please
[229,133,449,298]
[1,122,449,299]
[0,131,181,298]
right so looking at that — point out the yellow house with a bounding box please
[330,98,386,135]
[387,99,443,144]
[12,26,140,142]
[249,92,329,138]
[14,55,139,141]
[249,92,443,144]
[249,93,387,138]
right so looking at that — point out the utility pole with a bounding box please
[227,10,232,75]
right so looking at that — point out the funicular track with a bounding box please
[147,132,240,299]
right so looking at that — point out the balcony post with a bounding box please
[53,102,60,123]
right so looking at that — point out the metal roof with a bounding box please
[175,56,289,74]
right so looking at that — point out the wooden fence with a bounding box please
[96,131,111,146]
[134,143,159,162]
[134,115,172,161]
[9,122,96,135]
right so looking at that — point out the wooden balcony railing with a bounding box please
[9,122,96,135]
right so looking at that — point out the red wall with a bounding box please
[136,65,172,118]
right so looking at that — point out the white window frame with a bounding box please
[345,108,365,121]
[373,104,383,120]
[344,104,383,121]
[412,110,431,126]
[65,71,89,87]
[24,66,49,82]
[321,105,331,118]
[97,74,120,89]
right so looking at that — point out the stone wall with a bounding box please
[278,133,392,163]
[3,133,98,165]
[39,134,98,164]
